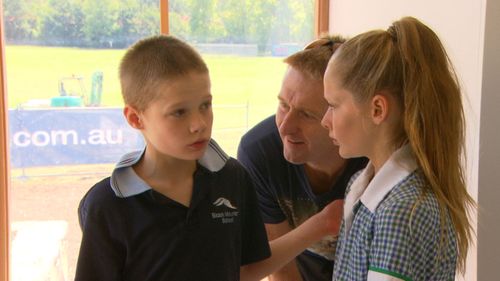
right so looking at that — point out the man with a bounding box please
[237,36,367,281]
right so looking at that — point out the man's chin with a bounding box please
[283,152,305,165]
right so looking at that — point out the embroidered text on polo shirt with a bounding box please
[211,197,239,224]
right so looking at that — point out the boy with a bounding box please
[75,35,342,281]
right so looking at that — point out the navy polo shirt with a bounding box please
[75,140,271,281]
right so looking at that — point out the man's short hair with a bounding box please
[119,35,208,111]
[284,35,346,80]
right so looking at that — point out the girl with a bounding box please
[321,17,475,281]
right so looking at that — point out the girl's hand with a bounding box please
[314,199,344,237]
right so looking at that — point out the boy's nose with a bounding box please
[190,113,207,133]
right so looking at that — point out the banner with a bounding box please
[9,108,144,168]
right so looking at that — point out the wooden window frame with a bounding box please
[0,0,329,279]
[0,0,10,279]
[315,0,330,37]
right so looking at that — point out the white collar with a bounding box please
[110,139,228,198]
[343,144,418,233]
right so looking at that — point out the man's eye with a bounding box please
[201,101,212,110]
[279,102,289,111]
[300,111,314,119]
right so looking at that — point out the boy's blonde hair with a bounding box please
[328,16,475,273]
[284,35,346,80]
[119,35,208,111]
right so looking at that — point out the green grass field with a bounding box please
[5,45,285,106]
[5,45,287,155]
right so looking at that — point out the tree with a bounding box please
[217,0,247,43]
[247,0,278,53]
[131,2,160,39]
[189,0,214,42]
[169,0,191,40]
[40,0,84,46]
[82,0,118,47]
[3,0,44,43]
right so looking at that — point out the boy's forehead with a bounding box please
[158,71,210,85]
[153,72,211,98]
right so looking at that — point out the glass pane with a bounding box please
[4,1,159,280]
[169,0,315,155]
[4,0,314,280]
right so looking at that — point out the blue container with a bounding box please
[50,96,83,107]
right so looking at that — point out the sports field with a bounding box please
[5,45,285,123]
[7,45,284,280]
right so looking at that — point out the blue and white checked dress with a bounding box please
[333,145,457,281]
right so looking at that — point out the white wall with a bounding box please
[477,1,500,280]
[329,1,498,280]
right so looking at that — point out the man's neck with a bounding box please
[304,158,347,195]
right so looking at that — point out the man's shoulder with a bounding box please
[240,115,279,146]
[238,115,283,160]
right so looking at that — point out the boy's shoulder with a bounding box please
[215,157,249,176]
[80,177,119,211]
[78,177,121,228]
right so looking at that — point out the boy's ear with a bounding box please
[124,105,143,129]
[370,93,390,125]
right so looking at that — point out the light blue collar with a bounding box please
[110,139,228,198]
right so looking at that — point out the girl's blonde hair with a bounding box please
[329,16,475,273]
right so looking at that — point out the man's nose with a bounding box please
[278,111,299,135]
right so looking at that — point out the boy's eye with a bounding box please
[172,109,186,117]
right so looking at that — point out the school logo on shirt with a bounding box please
[211,197,239,224]
[213,197,237,209]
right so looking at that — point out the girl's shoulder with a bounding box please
[376,170,441,222]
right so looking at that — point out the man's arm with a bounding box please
[265,221,303,281]
[240,199,343,281]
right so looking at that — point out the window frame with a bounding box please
[0,0,10,279]
[0,1,329,279]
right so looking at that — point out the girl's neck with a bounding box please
[368,140,398,175]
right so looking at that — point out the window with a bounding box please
[0,0,328,279]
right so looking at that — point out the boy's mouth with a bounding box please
[189,139,208,150]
